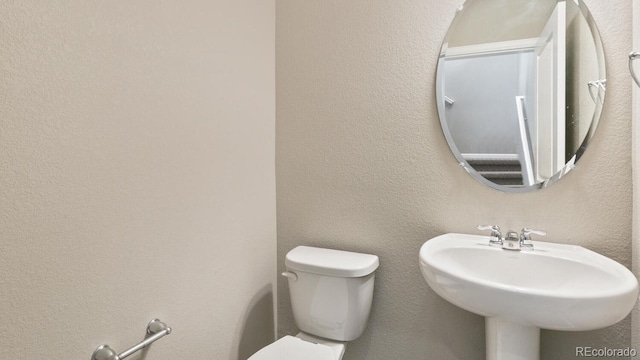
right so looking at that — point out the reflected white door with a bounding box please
[536,1,566,181]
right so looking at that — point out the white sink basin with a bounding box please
[419,233,638,360]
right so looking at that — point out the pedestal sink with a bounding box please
[419,233,638,360]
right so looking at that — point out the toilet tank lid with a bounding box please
[285,246,379,277]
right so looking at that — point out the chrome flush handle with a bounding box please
[281,271,298,282]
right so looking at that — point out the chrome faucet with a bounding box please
[502,230,520,250]
[477,225,546,251]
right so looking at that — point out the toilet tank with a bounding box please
[284,246,379,342]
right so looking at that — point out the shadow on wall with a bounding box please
[232,285,275,360]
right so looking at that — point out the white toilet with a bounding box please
[249,245,379,360]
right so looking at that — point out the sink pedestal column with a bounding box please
[486,318,540,360]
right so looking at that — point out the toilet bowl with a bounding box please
[248,333,344,360]
[248,246,379,360]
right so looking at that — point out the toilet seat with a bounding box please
[248,335,337,360]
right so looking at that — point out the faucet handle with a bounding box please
[477,225,502,247]
[520,228,546,239]
[520,228,546,251]
[477,225,500,232]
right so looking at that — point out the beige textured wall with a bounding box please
[0,1,275,360]
[277,0,633,359]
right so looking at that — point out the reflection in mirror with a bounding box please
[436,0,605,192]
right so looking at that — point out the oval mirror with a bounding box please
[436,0,605,192]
